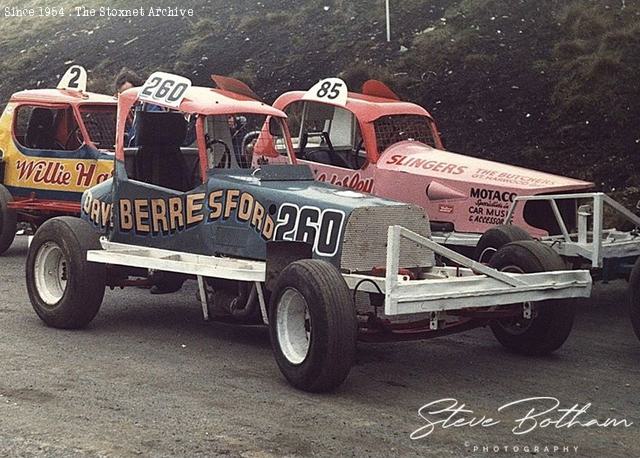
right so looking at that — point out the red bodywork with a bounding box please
[9,88,116,153]
[115,85,291,184]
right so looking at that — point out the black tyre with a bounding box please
[26,217,105,329]
[475,225,532,263]
[0,184,17,255]
[628,257,640,341]
[268,259,357,392]
[488,240,575,356]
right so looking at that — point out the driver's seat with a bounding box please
[299,131,354,169]
[305,149,333,166]
[135,112,190,192]
[25,108,56,150]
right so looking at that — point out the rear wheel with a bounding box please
[475,225,532,263]
[628,258,640,341]
[269,259,357,392]
[489,240,575,356]
[26,217,105,329]
[0,185,17,255]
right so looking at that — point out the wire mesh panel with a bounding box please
[374,115,435,153]
[81,108,117,150]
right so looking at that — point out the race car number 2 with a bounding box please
[274,204,345,257]
[57,65,87,92]
[139,72,192,109]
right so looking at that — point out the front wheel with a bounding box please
[26,217,105,329]
[488,240,575,356]
[628,258,640,341]
[269,259,357,392]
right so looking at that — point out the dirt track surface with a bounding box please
[0,237,639,457]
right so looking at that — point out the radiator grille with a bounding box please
[340,205,434,272]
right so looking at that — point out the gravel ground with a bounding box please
[0,237,638,457]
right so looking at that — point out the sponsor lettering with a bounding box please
[471,168,557,187]
[117,189,275,240]
[82,191,113,229]
[386,155,467,175]
[15,159,111,187]
[76,163,111,187]
[16,160,71,186]
[316,171,374,193]
[468,187,516,225]
[470,187,516,203]
[87,187,347,258]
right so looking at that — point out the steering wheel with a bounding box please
[352,138,365,168]
[64,125,84,150]
[206,136,232,169]
[299,131,339,160]
[239,131,260,168]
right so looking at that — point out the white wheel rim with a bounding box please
[276,288,311,365]
[34,241,68,306]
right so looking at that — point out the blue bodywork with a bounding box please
[81,161,415,267]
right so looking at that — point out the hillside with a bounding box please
[1,0,638,201]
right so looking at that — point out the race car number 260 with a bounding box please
[274,204,345,257]
[139,72,192,109]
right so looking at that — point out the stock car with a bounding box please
[25,72,591,392]
[271,78,640,340]
[0,66,116,254]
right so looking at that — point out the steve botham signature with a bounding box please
[410,397,633,439]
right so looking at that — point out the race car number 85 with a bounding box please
[302,78,348,106]
[139,72,192,109]
[317,81,343,100]
[275,204,345,257]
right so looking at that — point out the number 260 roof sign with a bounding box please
[138,72,192,109]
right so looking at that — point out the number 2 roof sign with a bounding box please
[57,65,88,92]
[138,72,192,109]
[302,78,348,107]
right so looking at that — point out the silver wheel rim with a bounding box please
[497,264,534,334]
[276,288,311,365]
[34,241,68,306]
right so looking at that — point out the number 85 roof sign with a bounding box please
[302,78,348,107]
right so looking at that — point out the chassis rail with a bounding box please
[87,226,591,324]
[505,192,640,268]
[344,226,591,316]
